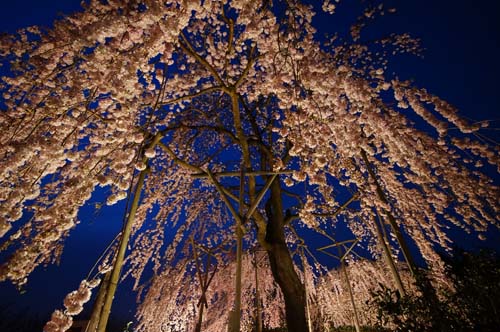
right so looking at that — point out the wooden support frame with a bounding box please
[252,247,264,332]
[191,238,219,332]
[191,170,293,178]
[317,237,362,332]
[206,166,278,332]
[299,245,313,332]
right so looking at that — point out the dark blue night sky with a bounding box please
[0,0,499,327]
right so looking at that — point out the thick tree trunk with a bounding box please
[265,180,308,332]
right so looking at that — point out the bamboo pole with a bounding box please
[300,248,313,332]
[204,171,241,332]
[195,301,205,332]
[85,271,111,332]
[337,246,361,332]
[229,167,245,332]
[190,170,292,178]
[206,167,277,332]
[318,239,362,332]
[192,239,205,332]
[191,240,218,332]
[236,167,245,330]
[373,209,406,296]
[96,168,148,332]
[253,250,263,332]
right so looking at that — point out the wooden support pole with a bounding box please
[192,239,206,332]
[85,271,111,332]
[229,167,245,332]
[317,238,362,332]
[300,248,313,332]
[373,209,406,296]
[96,168,148,332]
[192,243,218,332]
[190,170,292,178]
[244,174,278,221]
[337,246,361,332]
[253,250,263,332]
[207,167,278,332]
[195,302,205,332]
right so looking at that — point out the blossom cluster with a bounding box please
[44,279,99,332]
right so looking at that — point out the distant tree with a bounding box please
[0,1,498,332]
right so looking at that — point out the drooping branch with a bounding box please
[360,149,417,277]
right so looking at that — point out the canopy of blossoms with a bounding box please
[0,0,498,331]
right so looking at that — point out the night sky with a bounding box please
[0,0,499,328]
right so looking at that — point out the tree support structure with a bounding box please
[318,238,362,332]
[95,167,149,332]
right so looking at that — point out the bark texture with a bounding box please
[265,180,308,332]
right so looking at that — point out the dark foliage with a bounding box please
[329,326,390,332]
[263,326,389,332]
[369,249,500,332]
[444,249,500,331]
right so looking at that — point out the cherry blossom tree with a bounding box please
[136,250,286,332]
[0,1,499,332]
[311,258,415,330]
[135,248,415,331]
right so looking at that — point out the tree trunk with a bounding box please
[265,180,308,332]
